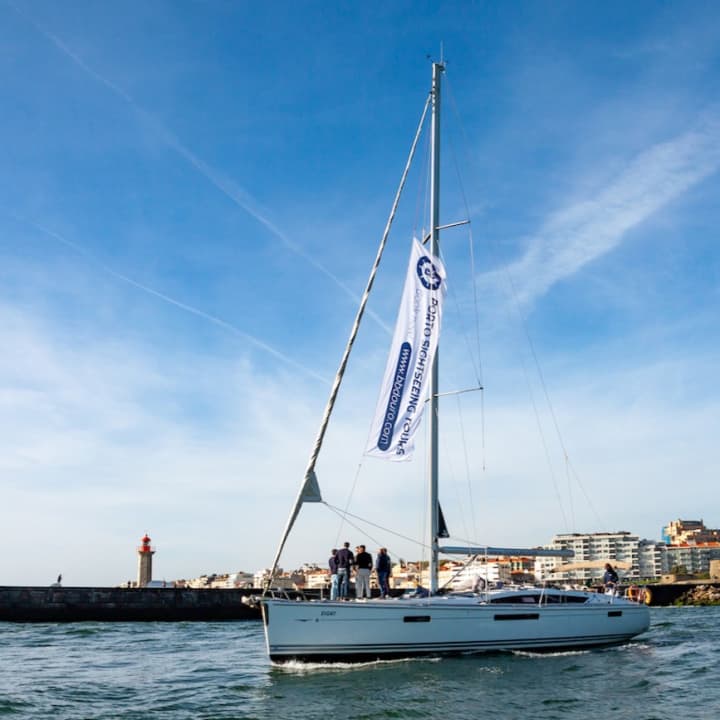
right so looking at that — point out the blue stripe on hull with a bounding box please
[269,632,641,662]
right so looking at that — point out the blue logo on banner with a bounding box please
[416,256,442,290]
[377,341,412,450]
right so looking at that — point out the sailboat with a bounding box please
[261,62,650,663]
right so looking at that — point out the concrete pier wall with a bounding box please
[0,586,263,622]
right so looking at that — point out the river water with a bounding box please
[1,606,717,719]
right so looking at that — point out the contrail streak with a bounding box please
[486,111,720,306]
[20,218,329,384]
[8,2,392,334]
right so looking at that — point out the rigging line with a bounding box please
[480,384,486,473]
[447,77,573,534]
[325,504,405,578]
[446,79,483,394]
[324,502,427,549]
[445,78,486,385]
[467,227,486,389]
[503,265,570,530]
[525,342,578,529]
[15,216,328,384]
[439,248,483,387]
[505,267,578,530]
[413,118,431,239]
[479,219,572,530]
[456,393,479,543]
[567,455,605,527]
[438,554,480,592]
[335,462,364,548]
[517,349,570,531]
[444,77,474,219]
[445,534,488,549]
[437,402,471,544]
[484,216,585,529]
[566,453,575,534]
[324,503,386,555]
[421,114,432,242]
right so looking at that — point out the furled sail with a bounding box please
[438,502,449,538]
[365,238,447,461]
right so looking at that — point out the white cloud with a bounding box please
[490,110,720,305]
[0,300,323,584]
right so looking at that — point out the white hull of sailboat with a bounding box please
[263,594,650,663]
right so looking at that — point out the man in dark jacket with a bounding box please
[335,542,354,599]
[355,545,373,599]
[603,563,619,593]
[375,548,391,598]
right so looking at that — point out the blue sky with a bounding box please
[1,1,719,585]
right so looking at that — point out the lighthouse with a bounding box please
[137,533,155,587]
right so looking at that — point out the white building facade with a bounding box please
[541,532,641,585]
[665,545,720,575]
[540,531,720,583]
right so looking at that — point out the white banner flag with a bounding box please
[365,238,447,461]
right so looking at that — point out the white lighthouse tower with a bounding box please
[137,533,155,587]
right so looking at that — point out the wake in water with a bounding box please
[272,655,442,674]
[512,648,591,658]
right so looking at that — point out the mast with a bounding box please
[428,61,444,594]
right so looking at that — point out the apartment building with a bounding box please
[665,544,720,575]
[541,531,641,584]
[541,527,720,583]
[662,519,720,545]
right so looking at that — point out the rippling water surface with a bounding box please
[1,607,718,719]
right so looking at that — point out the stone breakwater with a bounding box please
[0,586,263,622]
[677,584,720,606]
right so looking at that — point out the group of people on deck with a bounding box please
[328,542,392,600]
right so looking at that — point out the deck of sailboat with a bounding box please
[263,588,645,609]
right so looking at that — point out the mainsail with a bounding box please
[365,238,447,461]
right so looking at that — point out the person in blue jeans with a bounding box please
[328,549,339,600]
[375,547,391,598]
[335,542,354,599]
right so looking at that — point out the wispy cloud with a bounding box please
[9,2,391,333]
[17,217,328,383]
[0,304,323,583]
[497,111,720,304]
